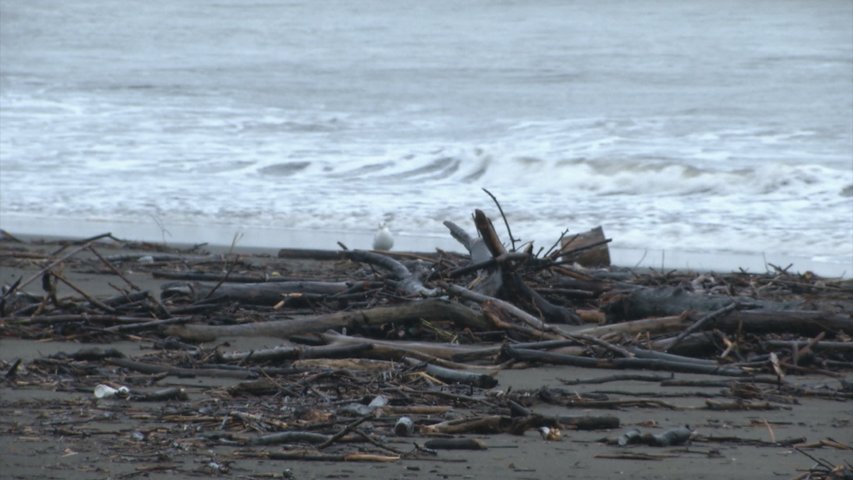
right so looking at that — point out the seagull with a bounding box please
[373,222,394,251]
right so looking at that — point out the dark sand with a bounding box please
[1,236,850,479]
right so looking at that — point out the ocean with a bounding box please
[1,0,851,274]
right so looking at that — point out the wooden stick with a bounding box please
[666,302,737,352]
[317,412,375,450]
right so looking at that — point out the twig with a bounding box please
[50,270,117,314]
[482,188,519,251]
[666,303,737,353]
[88,246,141,291]
[544,229,571,259]
[2,235,110,300]
[317,412,375,450]
[204,233,243,301]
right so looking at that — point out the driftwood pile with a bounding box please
[1,207,852,476]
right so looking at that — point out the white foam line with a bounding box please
[1,214,848,278]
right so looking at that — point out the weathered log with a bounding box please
[277,248,347,260]
[712,310,852,336]
[558,415,621,430]
[423,438,487,450]
[558,226,611,268]
[403,358,498,388]
[263,450,399,462]
[248,431,330,446]
[133,387,189,402]
[218,343,373,363]
[165,298,486,342]
[160,280,352,305]
[443,220,492,265]
[446,283,553,333]
[421,415,511,435]
[762,339,853,354]
[574,314,690,338]
[627,347,717,366]
[321,332,501,368]
[106,358,257,379]
[474,309,637,357]
[421,414,553,436]
[502,346,747,376]
[601,286,795,321]
[652,331,721,357]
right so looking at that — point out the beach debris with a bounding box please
[394,416,415,436]
[1,200,851,476]
[616,426,694,447]
[94,384,130,399]
[537,426,562,441]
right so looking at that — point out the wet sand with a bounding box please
[1,235,850,479]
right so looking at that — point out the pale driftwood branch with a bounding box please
[161,280,351,305]
[402,357,498,388]
[342,250,438,297]
[165,299,486,342]
[218,343,373,363]
[502,346,747,376]
[321,332,502,369]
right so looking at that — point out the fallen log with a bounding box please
[262,449,400,462]
[218,342,373,363]
[105,358,257,379]
[165,298,487,342]
[160,280,352,305]
[502,346,748,376]
[423,438,487,450]
[712,310,853,336]
[321,332,502,369]
[403,358,498,388]
[574,314,691,338]
[558,415,621,430]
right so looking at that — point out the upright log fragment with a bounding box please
[471,209,581,324]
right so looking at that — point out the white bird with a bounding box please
[373,222,394,251]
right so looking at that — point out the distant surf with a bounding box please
[1,0,851,272]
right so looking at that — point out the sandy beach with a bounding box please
[1,233,851,479]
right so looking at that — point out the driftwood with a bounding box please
[165,298,486,342]
[601,285,795,321]
[402,358,499,388]
[160,280,353,305]
[447,210,580,324]
[502,346,748,376]
[712,310,853,336]
[341,250,438,297]
[558,225,612,268]
[218,342,374,363]
[321,332,502,370]
[3,203,852,475]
